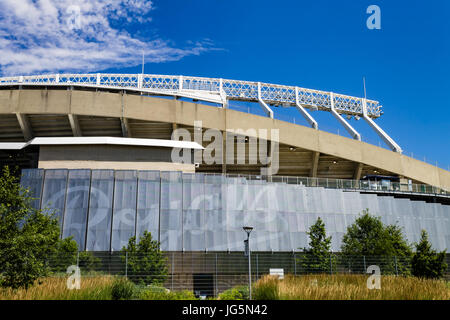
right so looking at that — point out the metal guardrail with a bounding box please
[196,172,450,197]
[0,73,382,117]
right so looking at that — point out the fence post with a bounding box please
[394,256,398,276]
[125,251,128,279]
[215,253,218,297]
[172,252,175,291]
[294,253,297,276]
[255,253,258,281]
[363,255,366,273]
[329,254,332,274]
[76,251,79,268]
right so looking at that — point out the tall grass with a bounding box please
[0,276,196,300]
[253,274,450,300]
[0,276,114,300]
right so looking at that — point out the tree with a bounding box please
[340,209,412,274]
[121,231,168,285]
[51,236,78,273]
[0,166,61,289]
[51,236,101,273]
[411,230,447,279]
[78,251,102,273]
[298,217,335,273]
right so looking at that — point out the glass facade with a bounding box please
[21,169,450,252]
[62,169,90,250]
[86,170,114,251]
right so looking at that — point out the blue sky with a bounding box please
[0,0,449,169]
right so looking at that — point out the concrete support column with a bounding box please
[353,163,364,180]
[16,113,33,141]
[310,151,320,178]
[68,114,82,137]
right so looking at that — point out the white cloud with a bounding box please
[0,0,214,75]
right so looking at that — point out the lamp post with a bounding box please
[243,226,253,300]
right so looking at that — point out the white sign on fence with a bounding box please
[269,268,284,279]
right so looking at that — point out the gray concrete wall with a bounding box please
[38,145,195,172]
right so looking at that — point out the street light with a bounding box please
[243,226,253,300]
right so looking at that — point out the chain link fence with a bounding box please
[44,251,450,298]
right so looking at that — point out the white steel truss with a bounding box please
[0,73,382,117]
[0,73,403,152]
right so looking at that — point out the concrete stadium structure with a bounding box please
[0,73,449,253]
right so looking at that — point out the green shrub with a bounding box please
[111,278,136,300]
[133,284,166,299]
[140,288,197,300]
[218,285,249,300]
[172,290,197,300]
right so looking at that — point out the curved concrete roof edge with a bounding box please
[0,88,448,190]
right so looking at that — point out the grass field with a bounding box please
[253,274,450,300]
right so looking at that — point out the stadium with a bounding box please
[0,73,449,256]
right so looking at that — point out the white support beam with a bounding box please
[178,75,183,91]
[138,74,143,89]
[15,113,33,141]
[257,82,274,118]
[330,92,361,141]
[295,87,318,129]
[68,114,82,137]
[219,78,228,108]
[362,99,402,153]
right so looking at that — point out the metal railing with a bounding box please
[0,73,381,117]
[195,171,450,197]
